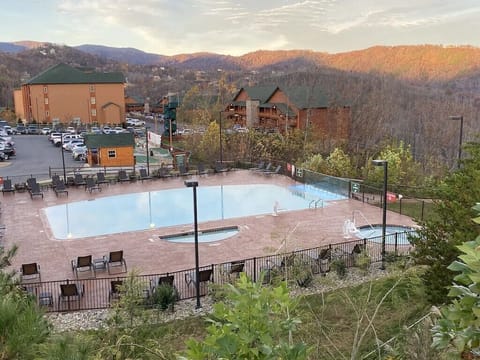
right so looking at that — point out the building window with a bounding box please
[91,109,96,116]
[45,111,49,117]
[108,150,116,158]
[90,97,96,105]
[89,85,95,92]
[44,98,49,105]
[43,86,48,94]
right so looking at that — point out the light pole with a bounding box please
[372,159,388,270]
[185,180,201,309]
[449,115,464,167]
[61,135,66,183]
[219,111,223,164]
[145,126,150,176]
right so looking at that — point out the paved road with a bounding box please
[0,135,80,181]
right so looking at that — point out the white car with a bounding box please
[126,118,145,127]
[72,146,87,161]
[66,126,76,134]
[63,139,84,151]
[41,127,51,135]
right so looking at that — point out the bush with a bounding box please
[331,258,347,278]
[150,283,178,311]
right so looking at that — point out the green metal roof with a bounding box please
[274,86,329,109]
[25,63,125,85]
[84,133,135,148]
[235,86,278,103]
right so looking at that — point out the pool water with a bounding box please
[357,225,417,245]
[44,183,335,240]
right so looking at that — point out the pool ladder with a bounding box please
[309,199,324,209]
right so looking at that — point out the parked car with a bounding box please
[14,125,27,134]
[27,125,41,135]
[72,146,87,161]
[90,126,102,134]
[102,126,112,134]
[63,139,84,151]
[41,127,51,135]
[66,126,76,134]
[49,132,62,143]
[126,118,145,127]
[0,142,15,157]
[3,126,13,135]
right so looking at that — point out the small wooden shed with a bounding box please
[84,133,135,167]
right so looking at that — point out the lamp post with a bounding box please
[185,180,201,309]
[372,159,388,270]
[219,110,223,164]
[145,126,150,176]
[61,135,66,183]
[449,115,464,167]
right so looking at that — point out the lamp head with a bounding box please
[372,159,387,166]
[184,180,198,188]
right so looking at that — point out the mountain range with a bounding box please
[2,41,480,81]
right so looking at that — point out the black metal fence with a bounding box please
[21,231,415,313]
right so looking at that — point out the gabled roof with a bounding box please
[233,86,278,103]
[84,133,135,148]
[272,86,330,109]
[25,63,125,85]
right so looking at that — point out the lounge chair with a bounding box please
[71,255,96,278]
[157,167,172,179]
[250,161,265,171]
[139,168,152,181]
[215,162,229,173]
[58,283,84,306]
[26,177,37,190]
[255,162,272,173]
[109,280,123,301]
[53,180,68,196]
[73,173,86,187]
[228,260,245,280]
[104,250,127,274]
[51,174,61,186]
[185,268,213,288]
[29,182,44,199]
[117,170,130,182]
[20,262,41,282]
[150,274,175,294]
[263,164,282,175]
[197,163,208,175]
[2,179,15,195]
[178,165,189,176]
[96,172,109,185]
[85,177,101,193]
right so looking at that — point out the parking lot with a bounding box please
[0,134,80,180]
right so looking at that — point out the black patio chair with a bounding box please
[29,182,44,199]
[117,170,130,183]
[2,179,15,195]
[139,168,152,181]
[53,180,68,196]
[74,173,86,187]
[104,250,127,274]
[71,255,95,278]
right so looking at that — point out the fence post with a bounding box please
[253,257,257,282]
[399,197,402,215]
[421,201,425,221]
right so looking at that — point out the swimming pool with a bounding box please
[357,225,417,245]
[44,183,332,239]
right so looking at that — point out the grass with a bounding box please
[65,266,431,359]
[388,199,437,222]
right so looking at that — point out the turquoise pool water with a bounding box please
[45,183,338,240]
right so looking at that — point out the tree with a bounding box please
[411,139,480,304]
[179,273,309,359]
[432,204,480,357]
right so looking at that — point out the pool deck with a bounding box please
[2,170,417,282]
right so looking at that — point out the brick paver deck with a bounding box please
[2,170,416,282]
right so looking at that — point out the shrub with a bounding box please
[150,283,178,311]
[331,258,347,278]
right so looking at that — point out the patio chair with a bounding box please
[2,179,15,195]
[53,180,68,196]
[26,177,37,190]
[109,280,123,302]
[197,163,208,175]
[71,255,96,278]
[256,162,272,173]
[29,182,44,199]
[250,160,265,172]
[263,164,282,176]
[96,172,110,185]
[228,260,245,281]
[20,262,41,282]
[51,174,61,187]
[185,268,213,288]
[58,283,84,305]
[104,250,127,274]
[117,170,130,182]
[215,162,229,173]
[157,167,172,179]
[150,274,176,294]
[74,173,86,187]
[139,168,152,181]
[85,177,101,193]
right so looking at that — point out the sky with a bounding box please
[3,0,480,56]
